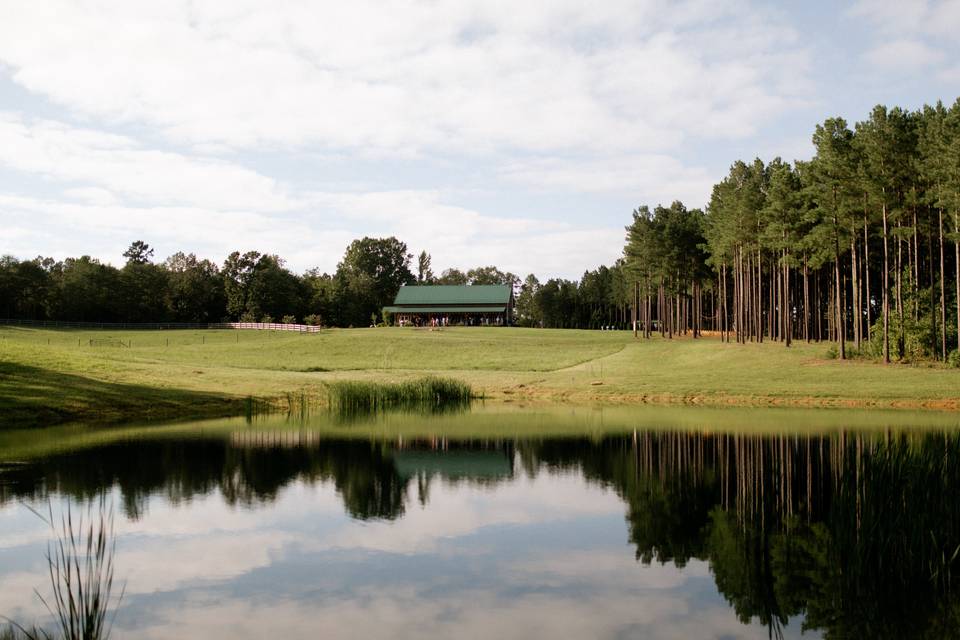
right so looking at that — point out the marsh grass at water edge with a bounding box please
[3,498,124,640]
[326,377,473,415]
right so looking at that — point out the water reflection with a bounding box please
[2,417,960,639]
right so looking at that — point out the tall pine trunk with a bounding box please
[835,245,846,359]
[882,201,890,363]
[938,207,946,360]
[833,201,846,359]
[851,233,860,351]
[785,250,792,347]
[863,215,872,342]
[896,222,904,358]
[803,256,810,343]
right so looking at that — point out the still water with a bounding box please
[2,405,960,639]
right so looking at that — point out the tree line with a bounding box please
[621,99,960,364]
[0,239,522,328]
[0,236,635,329]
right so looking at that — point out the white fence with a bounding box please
[218,322,321,333]
[0,318,322,332]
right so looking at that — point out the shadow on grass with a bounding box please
[0,361,245,428]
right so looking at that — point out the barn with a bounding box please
[384,284,514,326]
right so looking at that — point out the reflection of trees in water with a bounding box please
[2,430,959,637]
[0,438,514,522]
[0,440,410,521]
[528,431,960,640]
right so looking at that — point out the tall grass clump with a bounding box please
[327,376,473,415]
[4,498,124,640]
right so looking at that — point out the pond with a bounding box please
[2,404,960,639]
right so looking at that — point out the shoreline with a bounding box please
[5,385,960,431]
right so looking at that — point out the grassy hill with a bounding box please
[2,325,959,427]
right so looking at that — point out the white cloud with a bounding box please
[848,0,932,33]
[850,1,960,72]
[0,113,296,212]
[0,1,810,155]
[500,154,716,205]
[864,39,944,70]
[849,0,960,37]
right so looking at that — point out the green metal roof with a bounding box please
[383,306,506,313]
[393,284,511,305]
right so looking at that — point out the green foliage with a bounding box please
[281,315,297,324]
[517,261,631,329]
[436,268,468,285]
[52,257,123,322]
[466,265,517,286]
[947,349,960,368]
[223,251,305,322]
[121,240,153,265]
[416,251,434,284]
[334,237,414,327]
[864,278,940,362]
[164,252,225,322]
[866,312,936,362]
[303,313,323,326]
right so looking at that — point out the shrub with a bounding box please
[866,312,936,362]
[304,314,323,326]
[281,314,297,325]
[260,314,274,323]
[948,350,960,369]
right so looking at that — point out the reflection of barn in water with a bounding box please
[388,438,515,506]
[228,431,515,484]
[390,438,515,482]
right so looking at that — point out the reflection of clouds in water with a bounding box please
[118,531,301,594]
[115,481,345,538]
[0,570,49,622]
[124,585,803,640]
[321,472,624,554]
[504,550,708,590]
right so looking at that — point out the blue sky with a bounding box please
[1,0,958,279]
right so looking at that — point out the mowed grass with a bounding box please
[1,325,959,427]
[0,326,627,371]
[546,338,960,406]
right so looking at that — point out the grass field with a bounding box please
[2,325,959,427]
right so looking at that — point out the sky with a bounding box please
[1,0,959,280]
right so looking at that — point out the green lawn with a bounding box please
[1,325,959,427]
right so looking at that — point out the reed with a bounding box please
[326,377,473,414]
[5,498,124,640]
